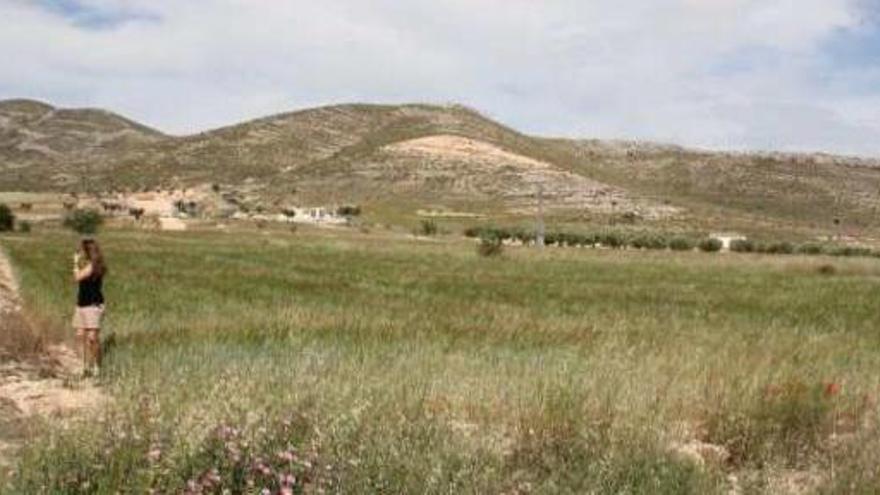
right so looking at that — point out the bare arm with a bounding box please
[74,262,93,282]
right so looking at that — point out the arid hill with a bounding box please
[0,101,661,217]
[0,99,164,189]
[3,98,880,232]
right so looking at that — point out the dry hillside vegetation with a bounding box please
[552,139,880,230]
[375,135,669,216]
[0,99,163,189]
[5,98,880,231]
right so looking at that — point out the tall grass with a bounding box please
[0,311,41,358]
[3,228,880,493]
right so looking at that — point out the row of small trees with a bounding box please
[464,226,880,258]
[464,226,724,252]
[728,239,875,257]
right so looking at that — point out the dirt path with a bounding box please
[0,245,106,472]
[0,245,20,316]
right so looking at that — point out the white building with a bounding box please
[710,232,747,251]
[288,206,348,225]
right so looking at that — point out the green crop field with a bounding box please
[2,227,880,493]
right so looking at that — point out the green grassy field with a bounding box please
[2,227,880,493]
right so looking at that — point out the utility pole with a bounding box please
[536,184,545,249]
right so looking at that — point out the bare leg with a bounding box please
[83,329,98,374]
[78,329,88,375]
[87,329,102,369]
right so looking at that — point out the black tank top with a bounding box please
[77,274,104,307]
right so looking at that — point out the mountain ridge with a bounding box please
[4,98,880,233]
[5,97,880,165]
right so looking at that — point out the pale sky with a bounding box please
[2,0,880,155]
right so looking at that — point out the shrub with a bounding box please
[0,203,14,232]
[563,233,586,247]
[514,229,535,244]
[174,199,199,217]
[509,227,529,244]
[830,246,873,257]
[646,235,668,250]
[764,242,795,255]
[419,219,438,236]
[477,234,504,257]
[729,239,754,253]
[18,221,31,233]
[63,209,104,234]
[669,237,695,251]
[494,228,513,241]
[628,234,649,250]
[101,201,123,214]
[465,226,507,240]
[630,233,667,250]
[580,233,599,247]
[796,243,825,255]
[599,232,625,249]
[698,238,723,253]
[129,208,145,220]
[337,205,361,217]
[554,232,572,246]
[466,226,536,243]
[463,226,483,238]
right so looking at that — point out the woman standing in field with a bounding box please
[72,238,106,377]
